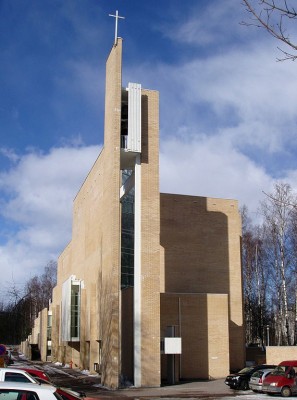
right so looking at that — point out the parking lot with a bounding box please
[7,358,297,400]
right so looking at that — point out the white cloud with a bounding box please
[167,0,246,47]
[164,45,297,152]
[0,148,20,163]
[2,0,297,306]
[160,134,273,217]
[126,30,297,178]
[0,144,100,303]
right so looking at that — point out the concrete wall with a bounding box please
[266,346,297,365]
[19,308,48,362]
[139,88,161,387]
[160,194,245,372]
[39,308,48,362]
[31,316,40,345]
[20,340,31,360]
[161,293,229,380]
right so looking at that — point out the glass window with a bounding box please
[121,185,134,289]
[0,390,38,400]
[4,372,31,383]
[71,284,80,338]
[0,390,20,400]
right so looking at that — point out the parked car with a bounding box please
[262,360,297,397]
[8,367,51,382]
[224,364,277,390]
[1,368,91,400]
[56,387,98,400]
[0,381,62,400]
[33,376,87,398]
[249,368,274,392]
[0,368,38,383]
[32,377,97,400]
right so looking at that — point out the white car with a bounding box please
[0,381,62,400]
[249,368,274,392]
[0,368,37,383]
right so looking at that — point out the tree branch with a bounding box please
[241,0,297,61]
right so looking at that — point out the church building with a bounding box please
[21,31,245,389]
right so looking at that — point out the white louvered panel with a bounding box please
[61,276,72,342]
[127,82,141,152]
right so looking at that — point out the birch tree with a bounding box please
[241,206,268,346]
[260,182,297,345]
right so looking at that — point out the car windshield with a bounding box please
[271,366,290,376]
[238,367,254,374]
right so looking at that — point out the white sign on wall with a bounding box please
[164,337,182,354]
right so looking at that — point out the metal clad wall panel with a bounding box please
[128,83,141,152]
[61,276,72,342]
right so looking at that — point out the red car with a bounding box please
[56,387,98,400]
[32,377,98,400]
[8,367,51,382]
[12,368,97,400]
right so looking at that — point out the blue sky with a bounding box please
[1,0,297,303]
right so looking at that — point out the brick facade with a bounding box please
[21,38,244,388]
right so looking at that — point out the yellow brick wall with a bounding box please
[160,194,245,372]
[50,40,161,388]
[39,308,48,361]
[140,89,161,387]
[266,347,297,365]
[36,35,244,388]
[161,293,229,380]
[51,40,123,388]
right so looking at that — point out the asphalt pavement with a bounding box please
[38,362,243,399]
[11,359,274,399]
[115,378,237,398]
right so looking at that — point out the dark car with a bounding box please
[225,364,276,390]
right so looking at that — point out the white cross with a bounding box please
[109,10,125,45]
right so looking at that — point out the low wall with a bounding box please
[246,347,266,365]
[266,346,297,364]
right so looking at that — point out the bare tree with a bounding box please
[260,182,297,344]
[290,206,297,343]
[242,0,297,60]
[241,205,269,346]
[25,260,57,314]
[0,260,57,344]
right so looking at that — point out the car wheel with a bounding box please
[281,386,291,397]
[241,380,249,390]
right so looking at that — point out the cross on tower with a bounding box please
[109,10,125,45]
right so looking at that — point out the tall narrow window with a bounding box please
[47,314,52,341]
[61,276,81,342]
[121,89,128,149]
[71,283,80,339]
[121,170,134,288]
